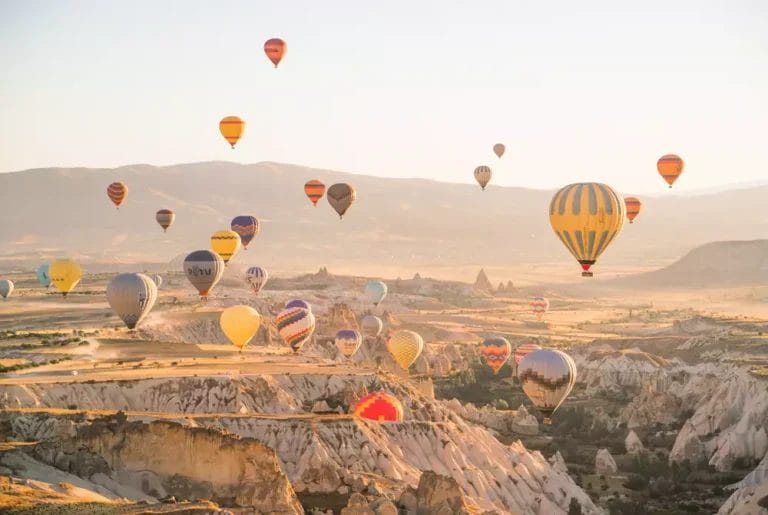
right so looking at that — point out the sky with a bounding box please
[1,0,767,193]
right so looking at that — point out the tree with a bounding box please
[568,497,583,515]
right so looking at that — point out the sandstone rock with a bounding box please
[595,448,618,475]
[312,400,333,413]
[341,492,374,515]
[511,404,539,436]
[415,471,473,515]
[625,430,645,454]
[548,451,568,474]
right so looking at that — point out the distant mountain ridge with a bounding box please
[1,161,766,275]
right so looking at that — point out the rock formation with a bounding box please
[595,448,618,475]
[473,269,494,293]
[549,451,568,474]
[625,430,645,454]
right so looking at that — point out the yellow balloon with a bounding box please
[210,229,242,265]
[49,259,83,297]
[549,183,625,277]
[386,329,424,369]
[220,305,261,350]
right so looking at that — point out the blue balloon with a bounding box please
[36,263,51,288]
[286,299,311,312]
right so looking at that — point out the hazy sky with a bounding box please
[1,1,766,193]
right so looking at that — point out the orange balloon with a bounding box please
[657,154,684,188]
[304,179,326,206]
[107,182,128,209]
[219,116,245,149]
[264,38,287,68]
[624,197,641,224]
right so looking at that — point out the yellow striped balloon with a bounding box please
[386,330,424,369]
[549,183,625,277]
[219,116,245,148]
[210,229,242,265]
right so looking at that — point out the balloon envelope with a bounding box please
[386,330,424,369]
[220,305,261,350]
[106,273,158,330]
[518,349,577,423]
[36,264,51,288]
[327,183,356,219]
[0,280,14,299]
[150,274,163,289]
[514,342,541,366]
[211,229,242,264]
[474,166,492,190]
[624,197,641,224]
[286,299,311,311]
[231,216,260,249]
[352,392,403,422]
[549,183,625,277]
[107,182,128,208]
[156,209,175,232]
[657,154,684,188]
[361,315,383,337]
[335,329,362,358]
[480,337,512,374]
[365,280,387,306]
[245,266,269,295]
[49,259,82,297]
[264,38,287,67]
[219,116,245,148]
[276,307,315,353]
[530,297,549,321]
[183,250,225,299]
[304,179,326,206]
[493,143,505,158]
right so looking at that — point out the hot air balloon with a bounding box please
[335,329,362,358]
[386,330,424,369]
[657,154,684,188]
[624,197,641,224]
[549,183,625,277]
[286,299,311,311]
[365,280,387,306]
[211,229,242,265]
[106,273,158,330]
[304,179,326,206]
[0,280,14,300]
[49,259,82,297]
[352,392,403,422]
[518,349,577,424]
[220,305,261,351]
[514,342,541,366]
[361,314,383,337]
[219,116,245,148]
[155,209,175,232]
[493,143,505,158]
[245,266,268,295]
[183,250,225,299]
[276,307,315,353]
[264,38,287,68]
[150,274,163,289]
[327,183,356,219]
[231,216,260,249]
[474,166,492,190]
[530,297,549,321]
[480,337,512,375]
[36,264,51,288]
[107,182,128,209]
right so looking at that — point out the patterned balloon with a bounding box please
[335,329,362,358]
[276,307,316,353]
[0,279,14,300]
[106,273,158,330]
[624,197,641,224]
[365,280,387,306]
[386,330,424,369]
[245,266,269,295]
[361,315,383,337]
[327,183,356,219]
[657,154,684,188]
[518,349,577,424]
[107,181,128,208]
[155,209,175,232]
[210,229,242,264]
[514,342,541,366]
[183,250,225,299]
[480,337,512,375]
[230,215,260,249]
[474,165,492,190]
[36,263,51,288]
[304,179,326,206]
[352,392,403,422]
[285,299,311,311]
[530,297,549,321]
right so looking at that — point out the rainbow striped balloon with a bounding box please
[352,392,403,422]
[480,337,512,375]
[276,307,315,353]
[514,342,542,366]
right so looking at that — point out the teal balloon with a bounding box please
[365,280,387,306]
[36,264,51,288]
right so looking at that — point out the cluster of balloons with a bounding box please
[302,179,357,219]
[472,143,505,191]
